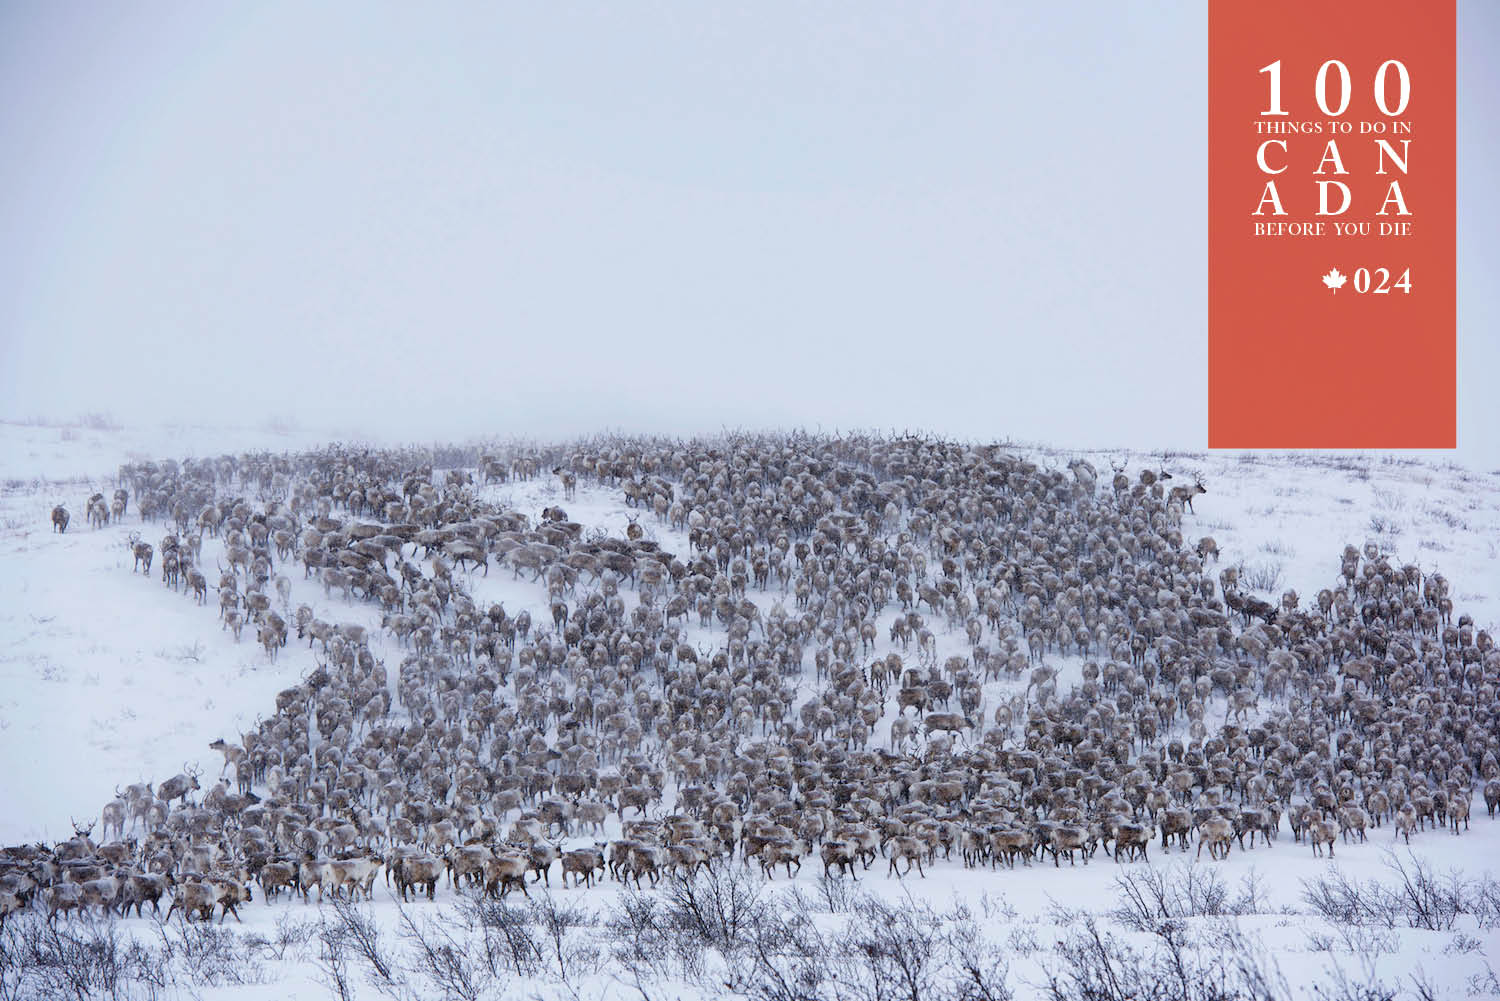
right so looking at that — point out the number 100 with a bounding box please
[1259,59,1410,117]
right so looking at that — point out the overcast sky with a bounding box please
[2,3,1495,464]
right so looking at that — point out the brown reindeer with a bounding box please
[1169,479,1207,514]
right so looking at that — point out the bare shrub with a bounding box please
[1467,964,1500,996]
[1042,918,1284,1001]
[742,898,828,1001]
[1306,924,1400,957]
[1307,958,1401,1001]
[814,897,1013,1001]
[603,866,816,996]
[835,895,947,1001]
[811,874,861,913]
[976,892,1018,923]
[462,894,544,980]
[661,863,768,959]
[600,875,1014,1001]
[248,912,316,963]
[605,891,678,984]
[1471,874,1500,929]
[942,906,1013,1001]
[1231,869,1276,916]
[1301,853,1489,932]
[315,923,355,1001]
[158,639,205,664]
[152,914,266,988]
[1,910,172,1001]
[396,903,492,1001]
[1383,852,1467,932]
[1422,505,1467,531]
[1110,863,1261,932]
[1005,925,1041,955]
[322,894,404,993]
[1301,867,1398,930]
[1443,933,1484,955]
[527,891,599,983]
[1239,559,1284,593]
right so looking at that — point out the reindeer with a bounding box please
[258,622,283,660]
[820,838,861,879]
[120,782,154,831]
[401,854,458,902]
[483,852,533,898]
[257,861,297,902]
[886,835,928,877]
[1067,458,1098,494]
[87,494,110,529]
[1169,479,1207,514]
[208,738,246,783]
[922,712,971,739]
[758,838,808,880]
[0,891,22,931]
[1309,818,1338,857]
[44,883,85,924]
[527,841,562,886]
[165,880,221,923]
[119,872,170,917]
[157,765,201,808]
[1449,791,1471,834]
[17,435,1500,954]
[561,845,607,888]
[1112,822,1153,862]
[100,794,128,842]
[1196,817,1234,860]
[326,856,382,900]
[51,505,69,533]
[79,875,121,917]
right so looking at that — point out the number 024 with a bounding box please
[1353,267,1412,294]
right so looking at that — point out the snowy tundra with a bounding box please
[0,420,1497,1001]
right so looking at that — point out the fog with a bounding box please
[1,3,1496,465]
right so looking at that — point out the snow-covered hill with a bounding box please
[0,423,1496,1001]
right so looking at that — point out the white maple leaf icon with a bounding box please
[1321,267,1347,292]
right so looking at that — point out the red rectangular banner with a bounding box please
[1208,1,1455,448]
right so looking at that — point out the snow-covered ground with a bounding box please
[1,422,1497,1000]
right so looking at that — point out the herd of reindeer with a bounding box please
[10,433,1499,927]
